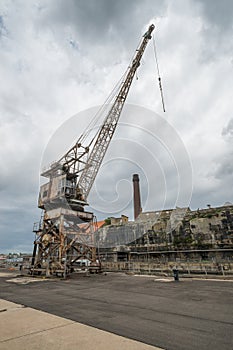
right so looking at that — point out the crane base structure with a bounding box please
[30,207,100,277]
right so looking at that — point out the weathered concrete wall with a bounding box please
[101,260,233,276]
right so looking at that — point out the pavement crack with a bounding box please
[0,321,76,343]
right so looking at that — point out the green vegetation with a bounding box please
[104,217,111,226]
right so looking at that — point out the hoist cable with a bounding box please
[153,35,166,112]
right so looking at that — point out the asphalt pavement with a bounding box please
[0,270,232,350]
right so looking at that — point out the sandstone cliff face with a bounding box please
[97,205,233,251]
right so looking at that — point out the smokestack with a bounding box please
[133,174,142,220]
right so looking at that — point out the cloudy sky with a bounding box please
[0,0,233,253]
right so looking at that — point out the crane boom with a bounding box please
[78,24,155,200]
[39,24,155,212]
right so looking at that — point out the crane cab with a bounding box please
[38,162,87,212]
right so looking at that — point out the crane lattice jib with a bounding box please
[78,24,155,200]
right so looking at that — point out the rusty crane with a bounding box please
[31,24,155,277]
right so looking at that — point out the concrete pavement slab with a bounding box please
[0,299,163,350]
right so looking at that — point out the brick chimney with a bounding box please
[133,174,142,220]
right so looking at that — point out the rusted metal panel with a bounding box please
[38,182,50,207]
[50,174,66,199]
[44,208,93,221]
[44,208,77,219]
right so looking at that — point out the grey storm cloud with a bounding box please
[197,0,233,31]
[214,118,233,179]
[0,15,7,37]
[196,0,233,61]
[38,0,167,45]
[216,157,233,177]
[0,0,233,252]
[222,118,233,138]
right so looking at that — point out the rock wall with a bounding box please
[97,204,233,253]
